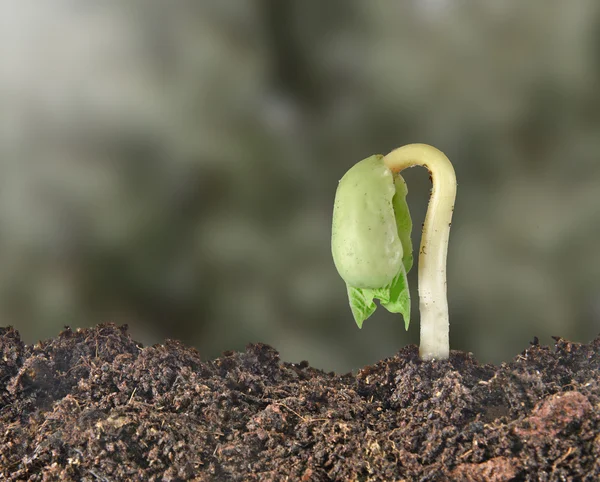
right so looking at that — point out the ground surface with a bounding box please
[0,324,598,481]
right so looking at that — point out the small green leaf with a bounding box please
[347,286,376,328]
[346,266,411,330]
[380,266,411,330]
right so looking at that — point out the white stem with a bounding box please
[383,144,457,360]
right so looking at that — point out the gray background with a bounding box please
[1,0,599,372]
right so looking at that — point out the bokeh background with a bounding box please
[1,0,600,373]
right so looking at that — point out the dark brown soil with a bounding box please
[0,324,598,481]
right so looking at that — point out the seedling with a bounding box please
[332,144,456,360]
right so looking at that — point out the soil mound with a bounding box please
[1,324,598,480]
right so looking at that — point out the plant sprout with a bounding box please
[331,143,457,360]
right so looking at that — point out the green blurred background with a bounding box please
[1,1,599,372]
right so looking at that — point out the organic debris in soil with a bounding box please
[0,324,599,481]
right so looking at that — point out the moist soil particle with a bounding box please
[0,325,599,481]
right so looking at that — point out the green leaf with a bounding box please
[393,174,414,274]
[380,266,411,330]
[347,285,376,328]
[346,266,411,330]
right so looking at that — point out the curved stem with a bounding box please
[383,144,457,360]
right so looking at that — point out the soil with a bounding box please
[0,324,598,481]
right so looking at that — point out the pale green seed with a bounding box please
[331,155,403,289]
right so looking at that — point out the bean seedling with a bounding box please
[331,144,457,360]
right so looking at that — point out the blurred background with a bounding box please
[1,0,600,373]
